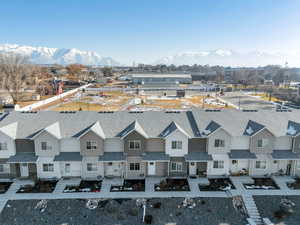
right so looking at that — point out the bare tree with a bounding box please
[0,54,40,104]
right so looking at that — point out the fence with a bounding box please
[16,84,92,111]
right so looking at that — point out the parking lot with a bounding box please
[220,92,276,110]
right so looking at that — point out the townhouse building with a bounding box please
[0,109,300,181]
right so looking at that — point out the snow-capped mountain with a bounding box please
[0,44,120,66]
[154,49,300,67]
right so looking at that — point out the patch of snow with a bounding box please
[287,125,297,136]
[245,126,254,135]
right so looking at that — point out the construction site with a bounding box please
[51,89,230,112]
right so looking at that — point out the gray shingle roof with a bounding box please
[228,150,257,159]
[7,153,38,163]
[271,150,300,160]
[202,120,221,136]
[184,152,213,161]
[142,152,170,161]
[53,152,83,161]
[0,111,195,139]
[1,110,300,139]
[98,152,126,161]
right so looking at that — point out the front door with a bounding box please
[189,162,197,175]
[286,161,292,175]
[65,163,71,175]
[148,161,156,176]
[20,163,29,177]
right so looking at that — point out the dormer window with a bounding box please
[86,140,97,150]
[41,142,52,150]
[171,141,182,150]
[0,142,8,151]
[129,140,141,150]
[214,139,225,148]
[257,139,268,148]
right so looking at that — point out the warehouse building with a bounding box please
[129,73,192,85]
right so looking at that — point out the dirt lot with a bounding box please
[52,90,229,111]
[0,198,246,225]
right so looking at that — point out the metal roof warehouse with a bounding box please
[129,73,192,84]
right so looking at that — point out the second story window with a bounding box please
[257,139,268,148]
[0,142,8,151]
[214,139,225,148]
[41,142,52,150]
[86,140,97,150]
[128,140,141,150]
[171,141,182,150]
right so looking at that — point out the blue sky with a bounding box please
[0,0,299,64]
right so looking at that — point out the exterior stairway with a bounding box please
[242,194,263,225]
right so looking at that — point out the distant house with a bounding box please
[129,73,192,85]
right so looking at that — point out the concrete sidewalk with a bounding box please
[1,176,300,214]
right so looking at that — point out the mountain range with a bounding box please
[0,44,120,66]
[154,50,300,67]
[0,44,299,67]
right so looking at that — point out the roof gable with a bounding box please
[159,121,190,138]
[0,122,18,139]
[29,122,61,139]
[243,120,265,136]
[73,121,105,139]
[116,120,148,139]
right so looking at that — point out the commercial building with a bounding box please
[129,73,192,85]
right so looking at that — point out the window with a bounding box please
[129,163,140,171]
[41,142,52,150]
[255,160,267,169]
[213,161,224,169]
[0,164,4,173]
[65,163,70,173]
[108,162,113,166]
[170,162,183,172]
[87,163,97,171]
[0,142,8,151]
[86,140,97,150]
[42,164,54,172]
[128,140,141,150]
[297,161,300,169]
[257,139,268,148]
[214,139,225,148]
[171,141,182,149]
